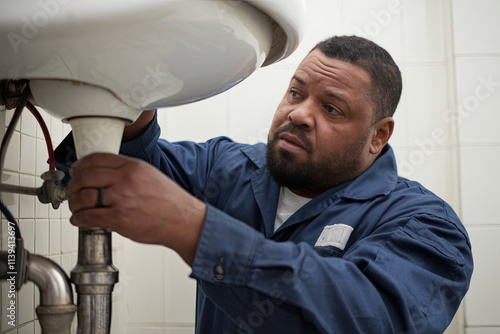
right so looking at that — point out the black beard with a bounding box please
[265,125,370,194]
[266,143,332,191]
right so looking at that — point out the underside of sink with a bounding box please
[0,0,306,121]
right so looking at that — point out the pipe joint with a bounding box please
[0,79,30,110]
[71,228,118,334]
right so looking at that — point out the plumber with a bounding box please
[56,35,473,334]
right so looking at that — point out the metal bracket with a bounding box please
[0,79,30,111]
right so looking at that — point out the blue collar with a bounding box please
[241,144,398,202]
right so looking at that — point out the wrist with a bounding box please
[167,198,207,266]
[122,109,156,142]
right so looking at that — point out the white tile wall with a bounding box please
[465,227,500,327]
[452,0,500,55]
[452,0,500,332]
[401,65,453,147]
[454,57,500,145]
[402,0,447,63]
[394,147,460,207]
[459,146,500,225]
[341,0,404,61]
[1,104,78,334]
[163,249,196,325]
[466,328,500,334]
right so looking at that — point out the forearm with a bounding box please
[122,109,156,142]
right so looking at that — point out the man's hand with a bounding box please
[66,153,207,265]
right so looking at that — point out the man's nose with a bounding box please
[288,101,315,130]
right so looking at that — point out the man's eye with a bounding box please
[325,105,339,114]
[290,90,301,98]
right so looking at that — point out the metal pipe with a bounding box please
[71,228,119,334]
[0,183,38,196]
[27,253,77,334]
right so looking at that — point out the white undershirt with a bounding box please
[274,186,313,232]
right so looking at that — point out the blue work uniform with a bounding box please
[55,114,473,334]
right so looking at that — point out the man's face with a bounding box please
[266,49,379,197]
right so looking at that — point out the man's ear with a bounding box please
[369,117,394,155]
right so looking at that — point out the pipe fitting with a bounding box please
[0,79,30,110]
[71,228,119,334]
[37,170,67,209]
[27,253,77,334]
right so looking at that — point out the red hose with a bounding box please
[26,101,56,171]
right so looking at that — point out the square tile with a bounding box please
[20,110,37,137]
[2,172,20,219]
[464,227,500,326]
[341,0,403,62]
[452,0,500,54]
[402,0,446,62]
[402,65,452,147]
[459,146,500,225]
[5,108,21,132]
[36,109,52,142]
[60,219,76,254]
[49,116,63,147]
[19,175,36,219]
[122,240,165,323]
[164,249,196,324]
[20,134,36,175]
[18,219,35,253]
[49,219,61,255]
[34,195,49,219]
[48,204,61,219]
[60,254,73,277]
[4,130,20,172]
[34,219,49,256]
[60,201,72,220]
[35,138,50,177]
[454,57,500,145]
[394,148,460,209]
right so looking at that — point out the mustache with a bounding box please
[272,123,312,152]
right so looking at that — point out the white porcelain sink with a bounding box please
[0,0,306,122]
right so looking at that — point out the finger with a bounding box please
[67,166,123,197]
[70,153,133,174]
[70,208,113,230]
[68,187,108,213]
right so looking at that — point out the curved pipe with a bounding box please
[27,253,73,306]
[27,253,77,334]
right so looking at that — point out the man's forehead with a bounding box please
[294,51,372,85]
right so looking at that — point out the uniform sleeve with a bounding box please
[55,113,241,198]
[190,204,472,333]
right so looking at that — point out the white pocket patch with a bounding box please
[314,224,354,251]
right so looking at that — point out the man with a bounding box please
[58,36,473,333]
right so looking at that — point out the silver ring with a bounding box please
[96,187,104,208]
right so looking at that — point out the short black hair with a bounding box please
[312,36,402,121]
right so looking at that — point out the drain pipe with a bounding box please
[71,228,118,334]
[68,116,125,334]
